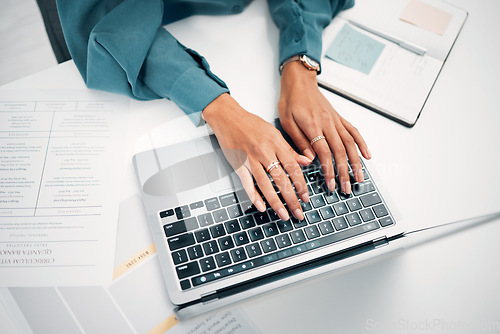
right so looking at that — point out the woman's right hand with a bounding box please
[202,93,312,222]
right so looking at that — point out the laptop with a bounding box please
[133,119,406,318]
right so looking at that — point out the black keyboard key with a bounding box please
[210,224,226,238]
[352,181,375,196]
[175,205,191,219]
[277,220,294,233]
[224,219,241,233]
[189,201,204,210]
[163,217,198,237]
[307,185,313,196]
[230,247,248,262]
[239,215,256,229]
[198,213,214,227]
[332,217,348,230]
[254,211,270,225]
[168,233,195,251]
[305,170,322,182]
[176,261,200,280]
[311,195,326,208]
[187,245,203,260]
[159,209,174,218]
[290,229,306,244]
[213,208,229,223]
[346,212,362,226]
[319,206,335,219]
[373,204,389,218]
[360,193,382,207]
[262,222,279,237]
[318,221,335,235]
[241,201,258,214]
[200,256,216,272]
[248,227,264,241]
[260,239,277,253]
[333,202,349,216]
[227,204,243,219]
[245,243,262,257]
[310,182,326,194]
[194,228,211,243]
[379,216,394,227]
[218,236,235,251]
[291,216,307,228]
[171,249,188,265]
[220,192,238,207]
[234,231,250,246]
[202,240,219,255]
[205,197,221,211]
[305,210,321,224]
[304,225,320,239]
[180,279,191,290]
[324,192,340,204]
[300,201,313,212]
[359,208,375,222]
[267,209,280,221]
[346,198,362,211]
[275,234,292,248]
[215,252,232,267]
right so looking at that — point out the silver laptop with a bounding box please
[133,119,406,318]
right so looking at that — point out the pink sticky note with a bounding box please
[400,0,453,35]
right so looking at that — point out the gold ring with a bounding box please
[266,160,281,173]
[310,135,326,146]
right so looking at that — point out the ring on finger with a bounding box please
[266,160,281,173]
[310,135,326,146]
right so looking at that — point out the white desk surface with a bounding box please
[2,0,500,332]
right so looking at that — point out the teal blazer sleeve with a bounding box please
[267,0,355,72]
[56,0,230,125]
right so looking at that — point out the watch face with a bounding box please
[302,55,319,71]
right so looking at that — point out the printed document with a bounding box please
[0,90,129,286]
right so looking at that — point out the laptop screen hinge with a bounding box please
[200,291,219,304]
[372,236,388,248]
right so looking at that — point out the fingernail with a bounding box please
[343,181,351,194]
[293,208,304,221]
[255,199,266,212]
[303,148,315,161]
[356,169,364,183]
[365,148,372,159]
[328,178,336,191]
[301,192,309,203]
[279,208,290,221]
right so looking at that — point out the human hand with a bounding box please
[279,61,371,195]
[203,93,312,221]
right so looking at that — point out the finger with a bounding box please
[281,147,309,203]
[281,118,316,161]
[341,117,372,160]
[324,125,351,194]
[252,160,290,221]
[234,164,266,212]
[311,138,336,192]
[337,127,364,184]
[268,161,304,220]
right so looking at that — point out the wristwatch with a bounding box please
[280,54,321,74]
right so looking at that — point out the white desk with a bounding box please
[1,0,499,333]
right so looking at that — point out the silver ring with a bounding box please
[310,135,326,146]
[266,160,281,173]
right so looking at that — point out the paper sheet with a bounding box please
[399,0,453,35]
[0,89,129,286]
[325,23,385,75]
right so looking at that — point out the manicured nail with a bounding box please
[303,148,315,161]
[328,178,336,191]
[364,148,372,159]
[343,181,351,194]
[301,191,309,203]
[279,208,290,221]
[356,169,364,183]
[293,208,304,221]
[255,199,266,212]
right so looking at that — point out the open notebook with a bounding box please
[318,0,468,127]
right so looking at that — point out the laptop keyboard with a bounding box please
[160,159,394,291]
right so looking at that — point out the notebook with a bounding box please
[133,119,407,318]
[317,0,468,127]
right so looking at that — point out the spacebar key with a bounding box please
[316,221,380,248]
